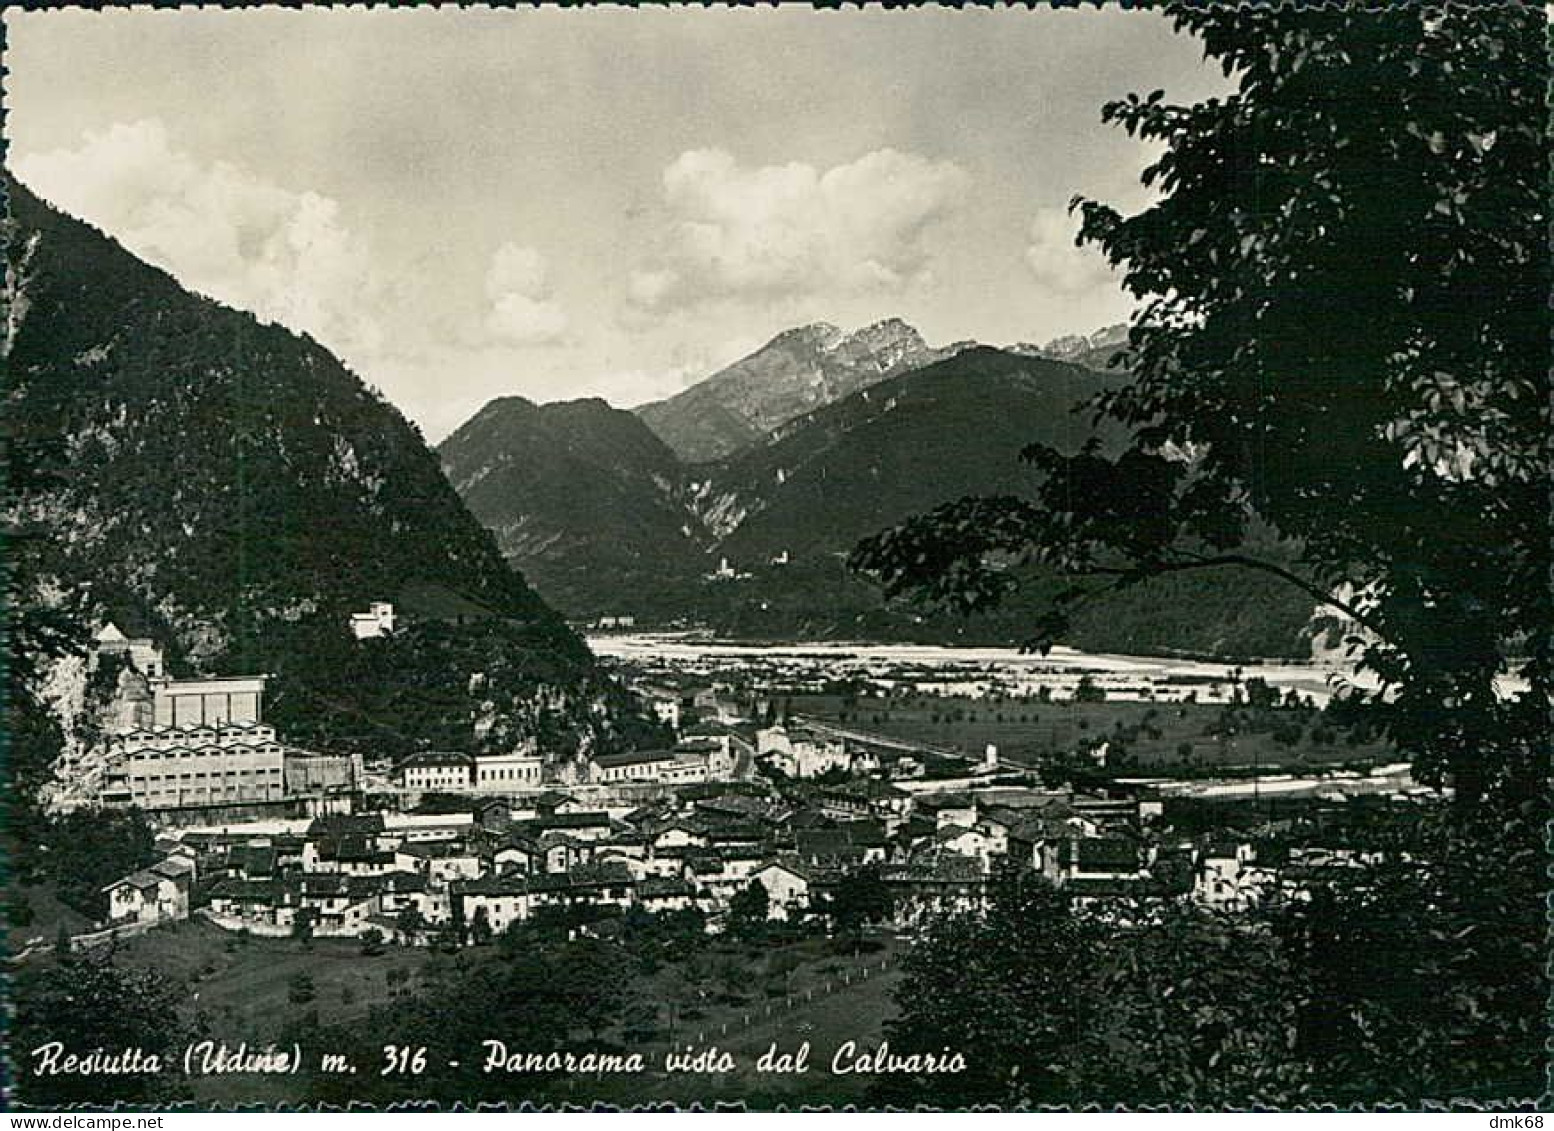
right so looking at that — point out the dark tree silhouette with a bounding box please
[851,4,1548,809]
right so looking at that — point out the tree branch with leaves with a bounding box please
[852,4,1549,807]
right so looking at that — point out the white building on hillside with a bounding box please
[756,725,849,779]
[350,602,396,640]
[95,623,165,679]
[475,752,545,790]
[397,751,474,791]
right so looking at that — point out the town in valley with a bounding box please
[6,2,1542,1111]
[11,592,1425,1103]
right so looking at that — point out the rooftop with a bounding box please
[398,750,475,770]
[593,749,678,769]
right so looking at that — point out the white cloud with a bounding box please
[15,118,386,358]
[485,243,551,300]
[483,242,568,345]
[626,268,681,311]
[1024,204,1116,296]
[630,147,969,312]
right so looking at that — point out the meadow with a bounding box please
[789,693,1395,774]
[38,918,905,1107]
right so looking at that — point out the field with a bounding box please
[22,919,460,1105]
[790,693,1395,774]
[8,881,93,957]
[20,918,906,1107]
[583,934,905,1107]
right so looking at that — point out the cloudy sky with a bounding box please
[5,7,1226,441]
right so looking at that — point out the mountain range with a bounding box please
[4,175,657,774]
[633,318,969,464]
[439,324,1318,659]
[5,168,1310,681]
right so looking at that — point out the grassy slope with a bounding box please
[63,919,904,1107]
[790,695,1394,773]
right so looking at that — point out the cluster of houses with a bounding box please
[85,623,1392,942]
[389,733,743,793]
[97,772,1385,942]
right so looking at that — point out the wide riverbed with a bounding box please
[587,633,1358,705]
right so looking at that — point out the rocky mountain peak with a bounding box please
[835,318,929,370]
[772,321,845,351]
[1038,322,1129,361]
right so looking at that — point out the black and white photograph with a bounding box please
[2,2,1547,1114]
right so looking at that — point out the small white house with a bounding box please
[104,856,194,926]
[750,860,815,921]
[350,602,396,640]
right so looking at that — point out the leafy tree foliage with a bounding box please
[1060,906,1308,1107]
[1072,675,1106,704]
[726,879,771,941]
[1266,805,1547,1104]
[304,934,632,1106]
[823,864,894,938]
[857,8,1547,1108]
[469,905,494,946]
[37,808,157,920]
[851,4,1548,806]
[619,906,709,967]
[874,868,1090,1107]
[883,806,1545,1109]
[10,951,197,1107]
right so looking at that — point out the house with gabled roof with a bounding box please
[530,790,581,815]
[1054,834,1149,884]
[490,833,544,876]
[513,810,614,842]
[621,800,671,829]
[307,812,387,842]
[454,876,531,935]
[634,876,701,914]
[818,778,913,822]
[474,797,513,832]
[289,873,381,935]
[795,822,889,869]
[104,856,194,926]
[207,878,293,931]
[590,748,679,784]
[650,821,710,853]
[750,857,819,922]
[302,830,393,874]
[934,824,1000,870]
[537,832,593,874]
[373,870,430,916]
[881,851,989,925]
[224,843,278,881]
[394,839,483,886]
[916,793,978,829]
[694,793,783,824]
[396,750,474,792]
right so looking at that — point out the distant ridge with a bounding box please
[442,319,1314,659]
[438,395,708,613]
[633,317,966,463]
